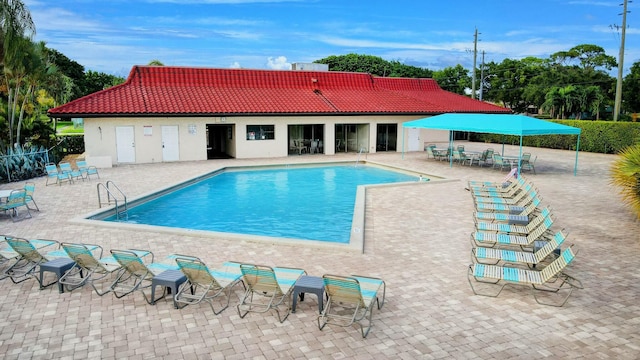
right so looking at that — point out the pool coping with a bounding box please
[72,160,455,253]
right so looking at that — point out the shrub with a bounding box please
[610,144,640,220]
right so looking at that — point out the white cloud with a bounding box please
[266,56,290,70]
[230,61,241,68]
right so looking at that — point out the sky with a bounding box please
[24,0,640,78]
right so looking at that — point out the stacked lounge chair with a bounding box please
[466,175,582,306]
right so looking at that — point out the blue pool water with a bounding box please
[103,165,418,243]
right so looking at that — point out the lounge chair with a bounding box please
[3,237,62,284]
[475,207,553,234]
[109,249,179,303]
[470,177,528,198]
[23,182,39,211]
[237,263,306,323]
[468,247,582,306]
[76,160,100,179]
[59,162,84,182]
[474,192,539,214]
[471,218,557,250]
[318,274,386,338]
[472,230,568,267]
[0,189,31,222]
[58,243,122,295]
[45,163,69,186]
[174,256,244,315]
[468,168,517,188]
[473,184,536,205]
[474,196,542,222]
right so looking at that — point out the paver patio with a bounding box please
[1,143,639,359]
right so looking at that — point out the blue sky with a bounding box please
[26,0,639,78]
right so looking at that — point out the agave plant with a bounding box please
[611,144,640,220]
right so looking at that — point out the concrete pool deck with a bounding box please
[1,143,639,359]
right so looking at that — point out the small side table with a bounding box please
[151,270,187,309]
[292,275,325,313]
[39,258,77,293]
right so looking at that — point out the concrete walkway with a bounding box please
[1,143,639,359]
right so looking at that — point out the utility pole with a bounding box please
[471,28,479,99]
[614,0,629,121]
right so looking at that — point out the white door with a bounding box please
[406,128,421,152]
[162,125,180,162]
[115,126,136,163]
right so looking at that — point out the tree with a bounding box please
[623,60,640,113]
[550,44,617,71]
[0,0,35,66]
[81,70,125,95]
[148,59,164,66]
[610,144,640,219]
[314,54,432,78]
[432,65,470,95]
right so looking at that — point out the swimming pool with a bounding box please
[97,163,422,245]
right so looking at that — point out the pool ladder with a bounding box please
[355,147,366,167]
[97,181,128,219]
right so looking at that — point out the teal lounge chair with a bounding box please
[472,230,568,267]
[468,247,582,306]
[475,207,553,235]
[174,256,244,315]
[109,249,179,303]
[474,196,542,222]
[59,162,83,182]
[3,237,62,285]
[45,163,71,186]
[23,182,39,211]
[0,189,31,222]
[237,263,306,323]
[318,274,386,338]
[59,243,122,295]
[472,222,558,250]
[76,160,100,180]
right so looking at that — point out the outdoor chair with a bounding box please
[23,182,39,211]
[470,177,528,198]
[468,168,517,189]
[3,237,62,285]
[76,160,100,179]
[474,196,542,222]
[109,249,179,303]
[475,207,553,235]
[237,263,306,323]
[45,163,71,186]
[468,247,582,306]
[492,154,513,171]
[472,219,557,250]
[472,229,568,267]
[59,162,84,182]
[318,274,386,338]
[59,243,122,295]
[474,185,538,206]
[174,256,244,315]
[521,154,537,174]
[0,189,31,222]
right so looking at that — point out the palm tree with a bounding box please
[611,144,640,220]
[0,0,36,66]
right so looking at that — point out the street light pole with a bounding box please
[614,0,629,121]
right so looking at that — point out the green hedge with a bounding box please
[469,120,640,154]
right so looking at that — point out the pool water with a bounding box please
[104,165,418,243]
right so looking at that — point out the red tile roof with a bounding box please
[48,66,510,117]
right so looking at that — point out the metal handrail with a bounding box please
[97,181,128,219]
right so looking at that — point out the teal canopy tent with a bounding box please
[402,113,582,175]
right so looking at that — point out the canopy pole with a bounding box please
[574,134,581,176]
[449,130,454,167]
[517,136,523,177]
[401,126,405,160]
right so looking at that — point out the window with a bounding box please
[247,125,274,140]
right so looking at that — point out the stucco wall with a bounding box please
[83,114,449,165]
